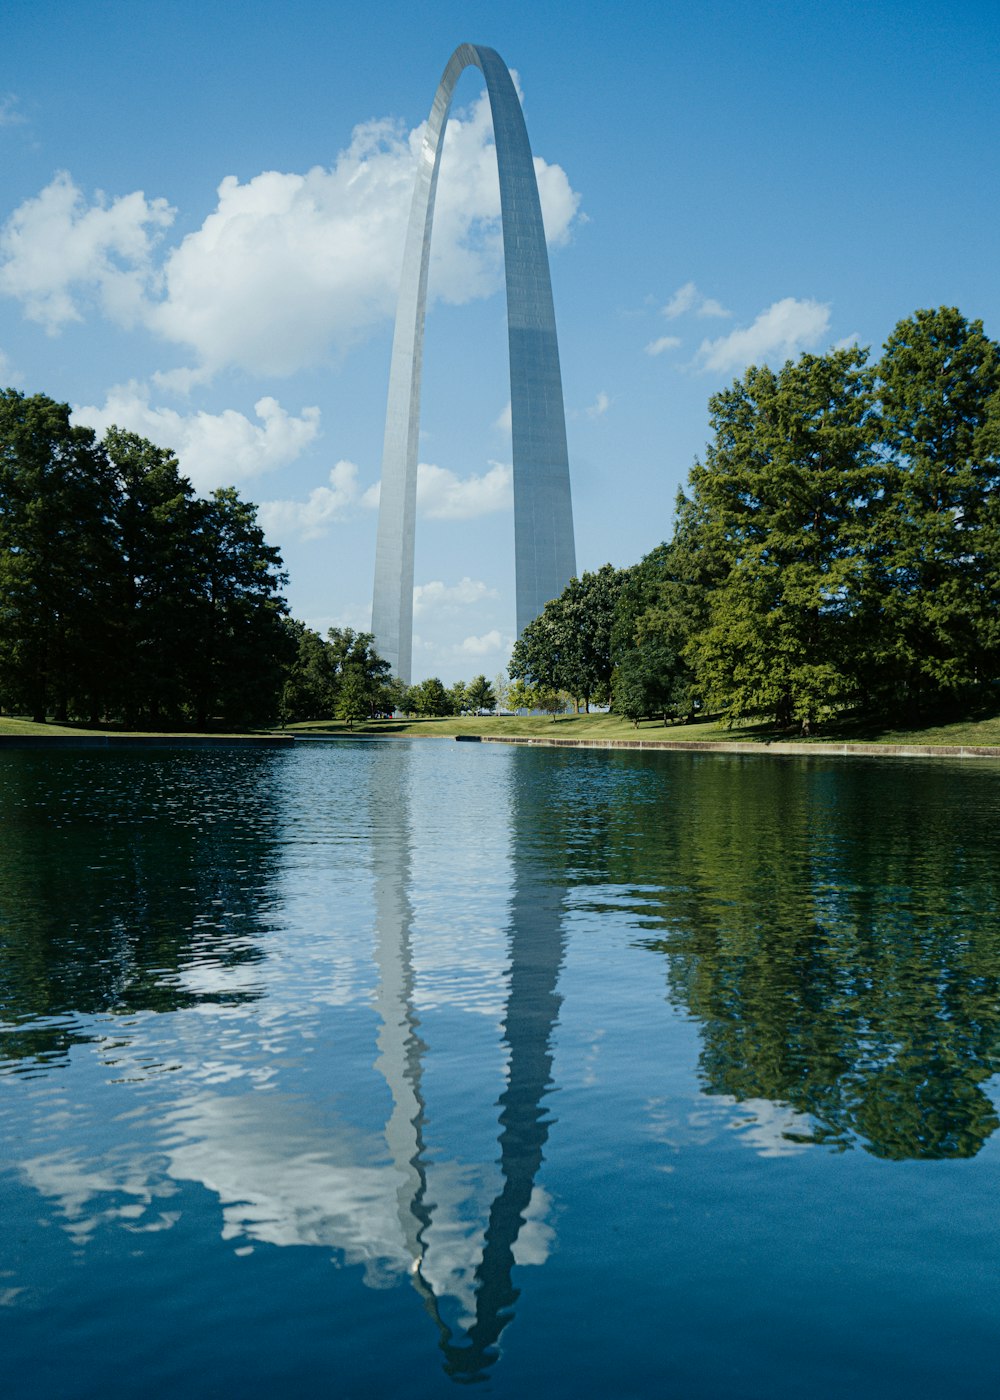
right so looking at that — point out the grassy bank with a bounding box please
[0,717,280,739]
[3,708,1000,748]
[282,709,1000,748]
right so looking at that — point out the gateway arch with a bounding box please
[372,44,576,683]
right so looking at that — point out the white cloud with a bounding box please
[460,629,504,656]
[662,280,730,321]
[696,297,831,374]
[254,455,512,541]
[645,335,681,356]
[0,83,581,378]
[585,390,610,419]
[493,401,512,432]
[413,577,498,616]
[833,331,861,351]
[416,460,512,519]
[0,172,174,331]
[0,95,26,128]
[72,385,320,492]
[663,281,699,319]
[257,461,361,541]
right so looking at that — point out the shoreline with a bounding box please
[2,730,999,760]
[465,734,1000,760]
[295,730,1000,760]
[0,734,294,749]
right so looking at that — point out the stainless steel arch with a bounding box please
[371,43,576,684]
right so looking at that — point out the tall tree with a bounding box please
[465,674,497,714]
[189,487,291,727]
[510,564,627,712]
[280,619,339,722]
[683,348,881,732]
[411,675,452,716]
[611,540,700,723]
[0,391,117,722]
[873,307,1000,714]
[103,427,202,726]
[326,628,392,720]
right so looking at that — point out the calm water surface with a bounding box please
[2,740,1000,1397]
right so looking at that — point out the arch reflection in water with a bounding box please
[369,744,567,1380]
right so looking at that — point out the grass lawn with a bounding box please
[281,708,1000,747]
[4,708,999,747]
[0,717,280,739]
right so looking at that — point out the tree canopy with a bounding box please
[0,393,292,727]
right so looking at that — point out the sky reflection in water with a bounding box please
[2,742,1000,1397]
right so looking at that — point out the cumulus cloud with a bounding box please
[645,335,681,356]
[662,280,730,321]
[72,385,320,492]
[585,390,610,419]
[257,461,361,541]
[413,577,498,616]
[460,629,504,657]
[416,460,512,519]
[0,172,174,331]
[696,297,832,374]
[0,84,581,378]
[493,401,512,432]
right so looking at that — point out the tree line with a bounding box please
[0,394,513,730]
[512,308,1000,732]
[6,305,997,733]
[283,642,504,725]
[0,391,298,726]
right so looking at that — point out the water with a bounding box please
[2,740,1000,1398]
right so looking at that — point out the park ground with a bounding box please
[4,709,1000,748]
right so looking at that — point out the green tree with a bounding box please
[510,564,627,712]
[189,487,291,727]
[448,679,469,714]
[872,307,1000,715]
[382,674,408,716]
[103,427,203,726]
[507,678,536,713]
[611,542,700,724]
[465,674,497,713]
[326,628,391,720]
[412,676,452,716]
[336,664,373,727]
[280,619,338,722]
[0,391,117,722]
[536,685,566,719]
[683,348,881,733]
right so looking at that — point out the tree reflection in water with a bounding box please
[0,750,282,1070]
[565,753,1000,1161]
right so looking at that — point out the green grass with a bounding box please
[0,716,278,739]
[282,708,1000,747]
[5,707,1000,747]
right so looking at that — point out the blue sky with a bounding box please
[2,0,998,682]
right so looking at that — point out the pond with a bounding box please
[2,739,1000,1397]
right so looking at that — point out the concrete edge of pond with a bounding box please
[0,735,295,749]
[289,731,1000,759]
[466,734,1000,760]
